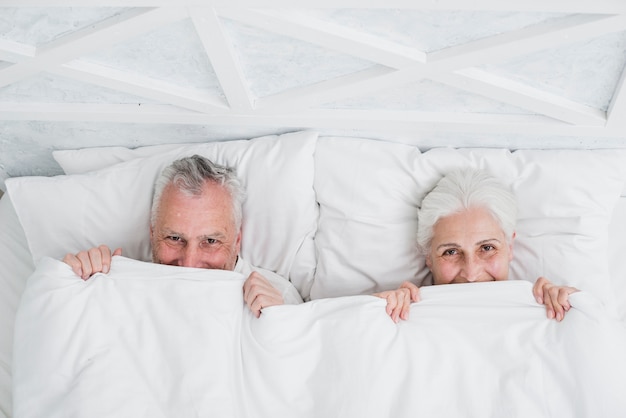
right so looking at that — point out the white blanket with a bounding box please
[13,257,626,418]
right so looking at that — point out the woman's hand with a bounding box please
[374,281,421,323]
[532,276,579,321]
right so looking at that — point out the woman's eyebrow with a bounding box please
[435,242,459,251]
[475,238,501,246]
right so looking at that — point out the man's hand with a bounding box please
[62,245,122,280]
[374,281,421,323]
[533,276,579,321]
[242,271,284,318]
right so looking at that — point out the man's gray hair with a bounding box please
[416,168,517,253]
[151,155,246,230]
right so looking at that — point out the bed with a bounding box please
[2,131,626,417]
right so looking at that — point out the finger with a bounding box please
[400,281,421,302]
[533,277,547,304]
[556,288,572,312]
[248,296,263,318]
[392,289,413,322]
[243,273,283,317]
[542,287,556,320]
[412,286,421,303]
[75,251,94,280]
[243,274,268,302]
[62,253,83,278]
[391,298,402,323]
[385,292,398,318]
[399,290,412,321]
[113,247,123,257]
[87,247,106,276]
[95,245,113,274]
[547,287,568,321]
[248,292,282,318]
[549,288,568,321]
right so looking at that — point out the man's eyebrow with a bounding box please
[198,232,226,241]
[158,228,181,236]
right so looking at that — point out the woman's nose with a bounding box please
[460,257,481,282]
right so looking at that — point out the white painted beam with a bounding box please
[219,8,426,69]
[55,61,229,113]
[190,7,253,111]
[0,167,8,193]
[0,39,35,62]
[0,27,228,113]
[255,65,396,111]
[231,12,626,124]
[0,7,188,89]
[434,69,607,126]
[3,1,626,14]
[0,102,623,139]
[429,14,626,69]
[606,66,626,129]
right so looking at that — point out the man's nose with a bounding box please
[182,247,203,268]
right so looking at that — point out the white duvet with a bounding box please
[13,257,626,418]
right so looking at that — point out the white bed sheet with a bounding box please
[2,179,626,417]
[0,196,34,418]
[13,257,626,418]
[609,198,626,321]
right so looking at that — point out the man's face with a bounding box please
[150,182,241,271]
[426,206,514,285]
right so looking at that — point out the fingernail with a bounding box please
[103,265,110,274]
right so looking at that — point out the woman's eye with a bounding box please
[443,249,458,256]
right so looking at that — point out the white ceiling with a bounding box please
[1,1,626,182]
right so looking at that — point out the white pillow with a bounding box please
[7,131,318,298]
[313,137,426,298]
[313,137,626,310]
[53,143,192,175]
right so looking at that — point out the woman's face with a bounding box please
[426,206,514,285]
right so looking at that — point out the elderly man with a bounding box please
[63,155,303,317]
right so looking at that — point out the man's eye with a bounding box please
[168,236,182,242]
[481,245,495,252]
[205,238,217,245]
[442,249,458,256]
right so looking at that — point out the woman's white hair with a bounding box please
[150,155,246,230]
[416,168,517,253]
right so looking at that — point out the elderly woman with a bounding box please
[375,169,578,323]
